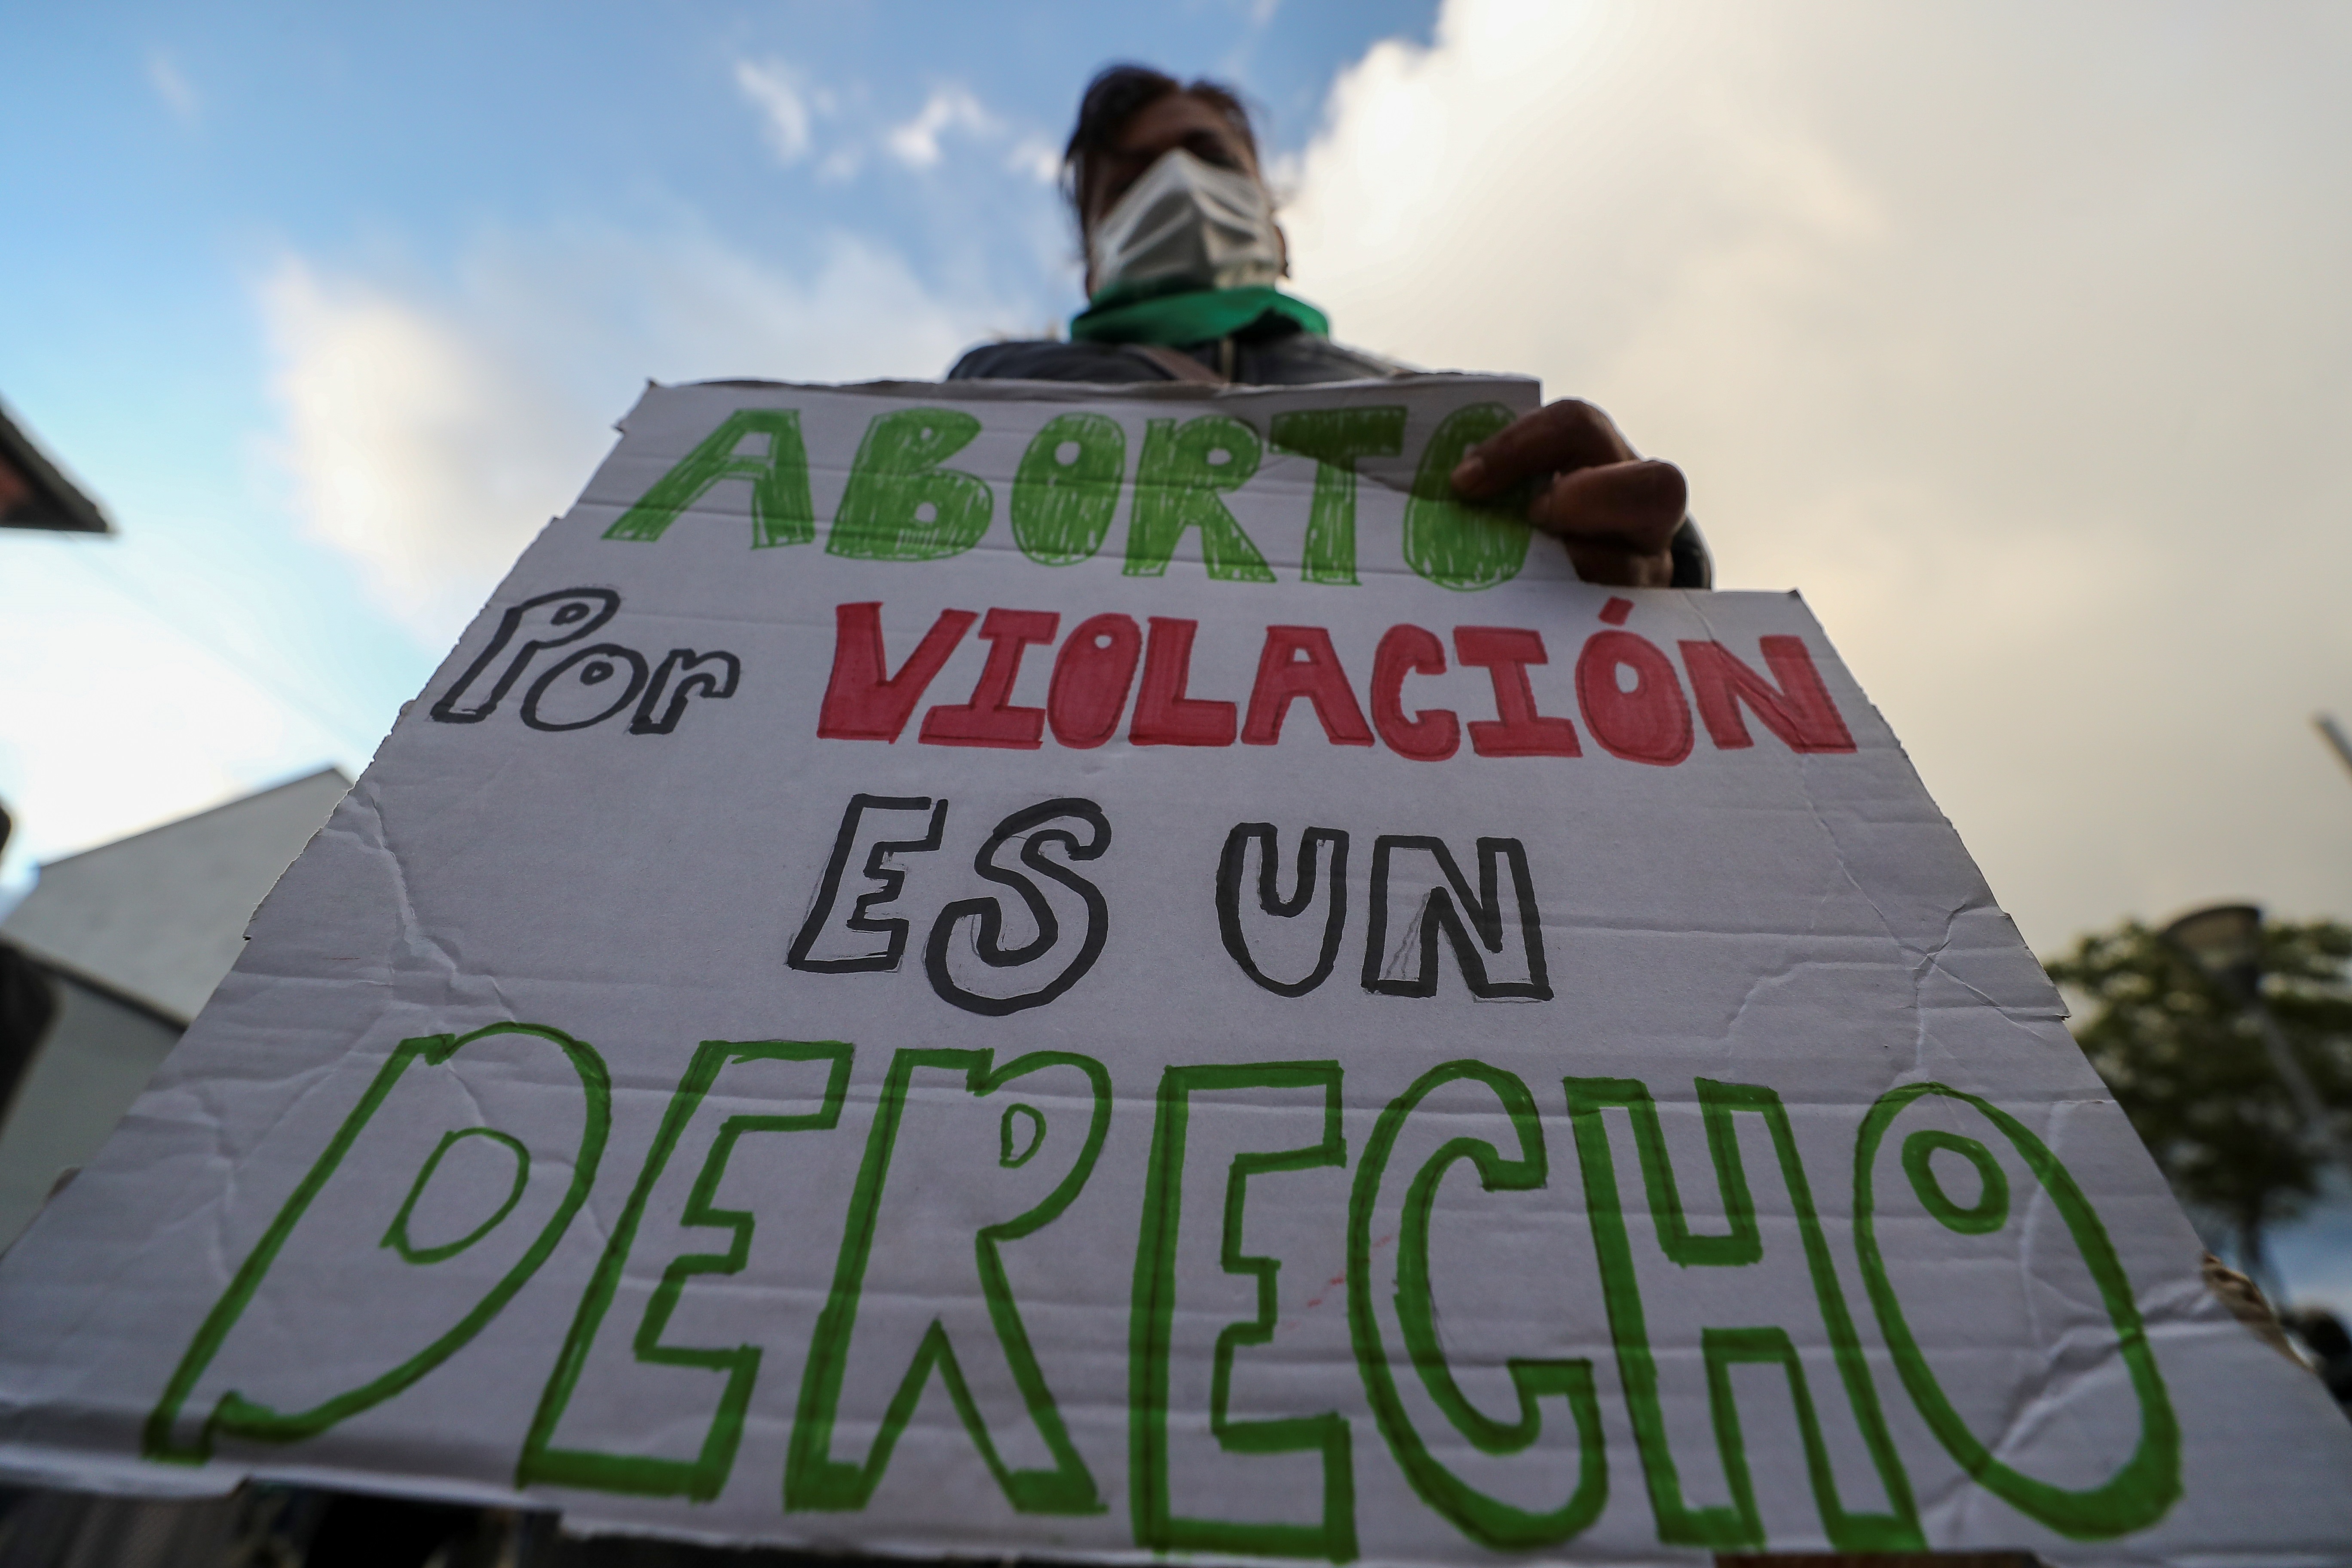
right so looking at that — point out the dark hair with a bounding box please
[1062,63,1259,225]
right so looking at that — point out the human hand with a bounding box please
[1449,399,1687,588]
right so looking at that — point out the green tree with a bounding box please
[2046,918,2352,1288]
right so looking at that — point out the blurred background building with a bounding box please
[0,768,348,1243]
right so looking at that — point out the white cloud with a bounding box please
[1286,0,2352,953]
[145,48,199,125]
[259,259,587,645]
[1007,135,1062,185]
[734,57,822,165]
[885,86,995,170]
[258,229,1001,647]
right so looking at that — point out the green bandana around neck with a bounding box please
[1068,281,1330,346]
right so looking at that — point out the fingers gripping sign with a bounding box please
[1449,401,1688,589]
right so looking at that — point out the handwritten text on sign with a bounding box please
[6,377,2339,1565]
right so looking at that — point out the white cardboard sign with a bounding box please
[1,376,2346,1563]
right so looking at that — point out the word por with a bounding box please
[432,587,740,735]
[820,598,1854,763]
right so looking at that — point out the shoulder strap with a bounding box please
[1120,343,1230,385]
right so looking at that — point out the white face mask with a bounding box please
[1087,147,1285,299]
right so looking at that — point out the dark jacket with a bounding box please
[947,321,1712,588]
[949,327,1407,387]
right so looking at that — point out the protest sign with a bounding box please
[0,374,2346,1563]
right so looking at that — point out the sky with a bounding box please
[5,0,2351,974]
[0,0,1430,889]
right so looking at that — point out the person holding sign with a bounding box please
[9,63,2352,1558]
[952,64,1708,592]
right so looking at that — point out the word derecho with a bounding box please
[144,1026,2177,1558]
